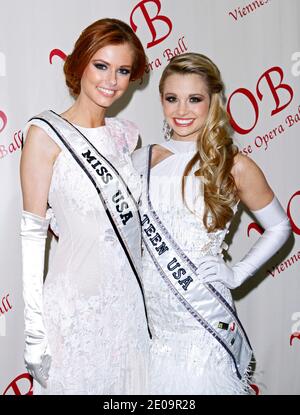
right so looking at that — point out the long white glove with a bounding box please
[21,210,51,388]
[198,197,291,289]
[47,206,59,238]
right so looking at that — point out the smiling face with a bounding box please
[161,73,211,141]
[79,43,134,110]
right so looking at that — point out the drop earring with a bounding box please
[163,119,172,141]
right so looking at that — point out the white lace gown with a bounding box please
[24,115,150,395]
[140,140,252,395]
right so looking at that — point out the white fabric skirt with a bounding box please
[149,330,253,395]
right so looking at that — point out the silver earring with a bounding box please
[163,119,172,141]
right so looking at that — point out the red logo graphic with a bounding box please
[2,373,33,395]
[290,332,300,346]
[0,294,12,316]
[250,383,260,395]
[0,110,7,133]
[0,130,23,160]
[49,48,67,64]
[285,104,300,127]
[256,67,293,116]
[130,0,173,48]
[228,1,271,22]
[267,249,300,278]
[287,190,300,236]
[247,222,264,237]
[227,66,294,135]
[163,36,188,62]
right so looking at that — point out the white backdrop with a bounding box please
[0,0,299,395]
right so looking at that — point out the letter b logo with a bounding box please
[130,0,173,48]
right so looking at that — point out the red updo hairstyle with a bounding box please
[64,18,147,97]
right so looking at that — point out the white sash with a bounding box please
[30,110,151,337]
[134,145,253,379]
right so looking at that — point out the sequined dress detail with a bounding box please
[24,114,150,395]
[140,140,250,395]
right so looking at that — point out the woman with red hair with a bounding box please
[20,18,150,395]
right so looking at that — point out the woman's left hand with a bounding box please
[197,255,249,289]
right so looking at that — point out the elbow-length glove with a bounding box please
[46,206,59,238]
[21,210,52,388]
[198,197,291,289]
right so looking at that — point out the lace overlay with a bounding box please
[24,115,149,395]
[141,141,248,395]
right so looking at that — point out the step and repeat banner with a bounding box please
[0,0,299,395]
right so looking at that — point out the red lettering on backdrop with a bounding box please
[227,66,294,135]
[267,249,300,278]
[2,373,33,395]
[49,49,67,64]
[290,332,300,346]
[250,384,260,395]
[0,110,7,133]
[227,88,259,134]
[247,222,263,237]
[256,67,294,116]
[0,131,22,160]
[287,191,300,235]
[130,0,172,48]
[0,294,12,315]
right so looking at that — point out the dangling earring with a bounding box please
[163,119,172,141]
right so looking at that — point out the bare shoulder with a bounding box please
[231,153,274,210]
[20,125,61,215]
[24,124,59,151]
[152,144,171,156]
[22,125,60,163]
[151,144,173,168]
[232,153,260,175]
[232,153,265,186]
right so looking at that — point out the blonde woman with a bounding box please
[133,53,291,394]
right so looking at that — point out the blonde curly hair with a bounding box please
[159,53,238,232]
